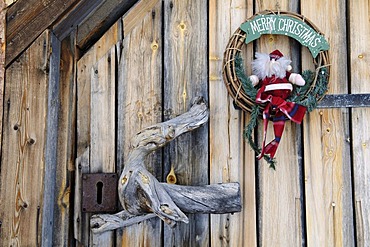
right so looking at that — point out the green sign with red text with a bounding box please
[240,15,329,58]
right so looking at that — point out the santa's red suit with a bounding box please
[252,51,306,161]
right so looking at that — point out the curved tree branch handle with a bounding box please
[91,96,242,233]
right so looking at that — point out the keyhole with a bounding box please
[96,181,103,205]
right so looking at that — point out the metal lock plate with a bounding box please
[82,173,118,213]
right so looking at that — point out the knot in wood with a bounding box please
[121,176,127,185]
[139,172,149,184]
[160,204,173,215]
[165,125,175,139]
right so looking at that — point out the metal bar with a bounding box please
[317,94,370,108]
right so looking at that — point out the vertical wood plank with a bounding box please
[76,21,120,246]
[349,1,370,246]
[209,0,256,246]
[122,0,159,35]
[52,33,77,246]
[301,1,355,246]
[163,0,208,246]
[119,1,163,246]
[77,21,120,158]
[90,47,116,174]
[74,148,90,245]
[90,46,116,246]
[41,32,61,247]
[255,1,305,246]
[0,31,50,246]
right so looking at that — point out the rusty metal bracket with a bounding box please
[82,173,118,213]
[233,94,370,111]
[317,94,370,108]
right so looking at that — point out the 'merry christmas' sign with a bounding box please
[240,15,329,58]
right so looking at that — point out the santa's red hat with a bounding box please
[269,50,284,60]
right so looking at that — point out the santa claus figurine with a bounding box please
[249,50,307,161]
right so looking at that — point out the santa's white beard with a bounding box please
[251,52,292,80]
[269,60,287,78]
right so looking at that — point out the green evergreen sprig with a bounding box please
[235,54,258,99]
[290,67,329,111]
[244,105,277,169]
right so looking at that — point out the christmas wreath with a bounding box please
[222,10,330,168]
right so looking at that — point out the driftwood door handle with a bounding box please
[90,96,242,233]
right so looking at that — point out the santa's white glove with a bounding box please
[289,73,306,86]
[249,75,259,86]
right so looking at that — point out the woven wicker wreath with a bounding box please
[222,10,330,115]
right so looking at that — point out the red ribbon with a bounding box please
[256,85,306,160]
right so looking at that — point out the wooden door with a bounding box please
[74,1,208,246]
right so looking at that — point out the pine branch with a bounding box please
[235,54,258,100]
[244,105,276,169]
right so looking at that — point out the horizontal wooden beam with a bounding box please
[317,94,370,108]
[6,0,81,67]
[76,0,138,51]
[52,0,103,40]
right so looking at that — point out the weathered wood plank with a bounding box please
[52,0,103,40]
[77,21,120,158]
[119,1,163,246]
[90,47,116,173]
[41,31,61,247]
[89,45,116,246]
[301,1,355,246]
[0,31,50,246]
[76,21,119,247]
[52,33,77,245]
[74,148,90,246]
[163,0,208,246]
[255,1,305,246]
[5,0,80,66]
[209,0,256,246]
[349,1,370,246]
[76,0,138,51]
[122,0,158,35]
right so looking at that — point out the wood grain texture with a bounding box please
[122,0,158,35]
[89,45,117,246]
[119,1,163,246]
[41,32,61,247]
[209,0,256,246]
[51,33,76,246]
[301,1,355,246]
[76,0,138,51]
[115,98,215,231]
[52,0,103,40]
[90,46,116,174]
[5,0,80,66]
[93,181,241,234]
[255,1,305,246]
[77,21,119,158]
[349,1,370,246]
[74,148,90,246]
[0,31,50,246]
[163,0,208,246]
[76,21,120,246]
